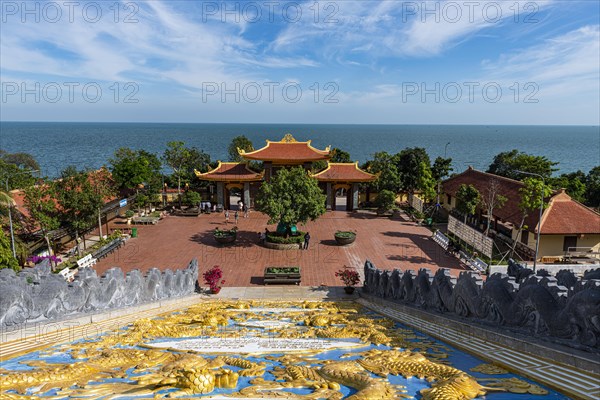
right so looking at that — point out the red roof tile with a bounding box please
[539,191,600,234]
[311,162,378,182]
[442,168,539,231]
[239,134,330,163]
[195,162,263,182]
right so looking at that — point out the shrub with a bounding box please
[335,267,361,287]
[203,265,225,292]
[265,267,300,274]
[124,210,135,218]
[375,189,396,211]
[335,231,356,239]
[214,227,237,238]
[266,231,305,244]
[27,254,62,265]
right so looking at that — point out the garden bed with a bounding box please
[264,266,301,285]
[264,231,305,250]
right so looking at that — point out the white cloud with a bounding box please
[479,25,600,98]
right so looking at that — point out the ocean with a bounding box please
[0,122,598,178]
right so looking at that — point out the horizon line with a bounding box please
[2,120,599,128]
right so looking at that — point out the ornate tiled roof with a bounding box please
[194,162,263,182]
[539,190,600,234]
[239,134,330,163]
[311,162,378,182]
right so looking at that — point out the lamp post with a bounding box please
[4,170,39,259]
[444,142,450,158]
[514,170,545,272]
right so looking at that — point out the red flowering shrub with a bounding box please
[203,265,225,292]
[335,267,360,287]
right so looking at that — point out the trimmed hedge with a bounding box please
[266,231,306,244]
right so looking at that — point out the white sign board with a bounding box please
[448,215,493,258]
[409,194,424,212]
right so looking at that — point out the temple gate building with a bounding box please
[195,134,377,211]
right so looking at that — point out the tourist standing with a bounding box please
[225,210,230,224]
[304,232,311,250]
[234,210,239,225]
[244,204,249,218]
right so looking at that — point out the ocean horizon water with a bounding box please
[1,121,598,178]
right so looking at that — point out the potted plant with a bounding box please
[335,267,361,294]
[214,226,237,244]
[124,209,134,221]
[203,265,225,294]
[334,230,356,245]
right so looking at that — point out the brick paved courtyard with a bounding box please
[94,210,464,287]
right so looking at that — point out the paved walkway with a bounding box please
[93,210,464,287]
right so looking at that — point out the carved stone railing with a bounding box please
[362,260,600,352]
[0,259,199,328]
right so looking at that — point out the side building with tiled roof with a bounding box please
[441,167,600,261]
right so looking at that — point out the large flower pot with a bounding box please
[334,232,356,245]
[214,234,236,244]
[344,286,355,294]
[211,287,221,294]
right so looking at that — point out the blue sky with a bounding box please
[1,0,599,124]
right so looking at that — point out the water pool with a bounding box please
[0,300,569,399]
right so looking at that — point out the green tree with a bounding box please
[256,166,326,230]
[163,142,211,204]
[0,228,19,270]
[431,157,453,181]
[330,148,351,163]
[0,150,39,170]
[311,148,350,173]
[417,161,437,202]
[366,152,401,193]
[456,184,481,224]
[396,147,432,194]
[183,191,202,207]
[511,178,552,257]
[228,135,254,162]
[110,148,162,191]
[374,189,396,212]
[55,167,106,255]
[585,166,600,208]
[487,150,558,180]
[551,171,587,203]
[481,178,507,235]
[23,180,60,269]
[0,159,37,191]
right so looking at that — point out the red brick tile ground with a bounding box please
[94,210,465,287]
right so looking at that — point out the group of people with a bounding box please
[223,201,249,225]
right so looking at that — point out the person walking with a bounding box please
[224,209,230,225]
[234,210,239,225]
[244,204,249,218]
[303,232,311,250]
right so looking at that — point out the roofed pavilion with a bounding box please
[195,162,263,209]
[195,134,378,211]
[239,133,331,180]
[311,162,378,210]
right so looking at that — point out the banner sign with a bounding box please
[119,199,127,208]
[448,215,493,258]
[408,194,424,212]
